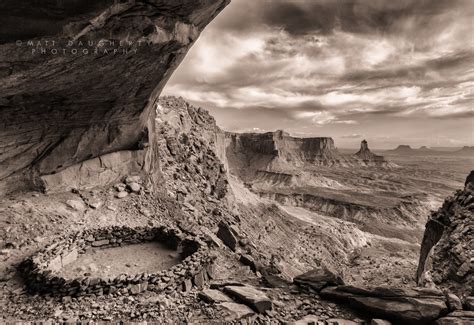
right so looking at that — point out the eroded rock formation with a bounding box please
[417,171,474,297]
[353,140,395,167]
[0,0,229,195]
[224,130,352,180]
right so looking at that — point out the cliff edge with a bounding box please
[417,171,474,297]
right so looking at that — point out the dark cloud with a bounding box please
[260,0,470,36]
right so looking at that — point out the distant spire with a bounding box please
[360,139,368,151]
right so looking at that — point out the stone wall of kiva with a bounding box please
[18,226,216,297]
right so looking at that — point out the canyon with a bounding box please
[0,1,473,324]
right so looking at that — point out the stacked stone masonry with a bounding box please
[19,226,216,297]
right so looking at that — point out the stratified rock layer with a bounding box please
[0,0,229,195]
[417,171,474,297]
[224,130,350,181]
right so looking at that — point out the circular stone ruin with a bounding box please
[19,226,216,297]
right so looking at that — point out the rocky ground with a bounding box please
[1,97,472,324]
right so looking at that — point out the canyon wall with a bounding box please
[224,130,348,180]
[0,0,229,195]
[224,131,394,180]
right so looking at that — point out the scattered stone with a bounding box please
[114,183,127,192]
[294,267,344,292]
[224,285,272,313]
[128,182,141,193]
[193,270,206,288]
[198,289,233,304]
[263,275,291,288]
[216,221,238,251]
[116,191,128,198]
[200,226,223,248]
[140,208,152,217]
[125,176,141,184]
[240,254,257,272]
[66,200,86,212]
[182,278,192,292]
[129,282,148,295]
[88,199,102,209]
[91,239,110,247]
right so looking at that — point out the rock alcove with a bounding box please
[19,226,216,297]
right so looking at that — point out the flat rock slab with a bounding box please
[294,267,344,292]
[320,285,448,325]
[224,285,272,313]
[219,302,254,320]
[198,289,233,304]
[434,311,474,325]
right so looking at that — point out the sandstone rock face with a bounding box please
[0,0,230,195]
[225,130,345,176]
[417,173,474,297]
[320,285,448,324]
[224,130,349,181]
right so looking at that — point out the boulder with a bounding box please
[263,275,291,288]
[128,182,141,193]
[223,285,272,313]
[198,289,233,304]
[239,254,257,272]
[320,286,448,324]
[116,191,128,199]
[216,221,239,251]
[294,267,344,292]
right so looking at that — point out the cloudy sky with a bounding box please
[163,0,473,149]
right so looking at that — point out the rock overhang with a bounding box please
[0,0,230,195]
